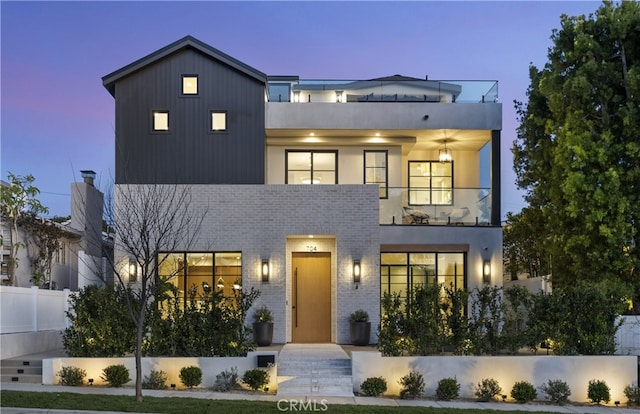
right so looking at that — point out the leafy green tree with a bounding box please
[512,1,640,310]
[0,173,48,286]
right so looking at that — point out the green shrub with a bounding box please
[142,370,167,390]
[213,367,239,392]
[62,285,137,357]
[540,379,571,405]
[179,366,202,388]
[58,366,86,386]
[436,377,460,401]
[474,378,502,402]
[587,379,610,404]
[510,381,537,403]
[242,368,270,391]
[101,364,130,387]
[360,376,387,397]
[399,370,424,400]
[624,383,640,406]
[349,309,369,323]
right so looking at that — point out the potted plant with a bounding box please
[253,305,274,346]
[349,309,371,346]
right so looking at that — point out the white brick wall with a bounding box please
[116,184,380,344]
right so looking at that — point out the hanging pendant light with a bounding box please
[439,140,452,162]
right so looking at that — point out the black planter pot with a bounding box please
[349,321,371,346]
[253,322,274,346]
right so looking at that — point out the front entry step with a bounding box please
[277,344,353,397]
[0,360,42,383]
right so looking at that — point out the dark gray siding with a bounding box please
[114,48,265,184]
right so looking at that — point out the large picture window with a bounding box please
[408,161,453,205]
[364,150,388,198]
[380,252,465,306]
[286,150,337,185]
[158,251,242,308]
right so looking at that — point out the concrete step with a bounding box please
[0,359,42,383]
[276,344,354,397]
[277,375,353,396]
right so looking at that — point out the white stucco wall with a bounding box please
[352,352,637,404]
[43,352,278,390]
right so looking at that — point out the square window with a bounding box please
[153,111,169,131]
[182,75,198,95]
[211,111,227,131]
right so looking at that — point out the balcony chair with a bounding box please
[403,206,430,224]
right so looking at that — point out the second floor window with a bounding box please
[210,111,227,132]
[408,161,453,205]
[286,150,337,185]
[182,75,198,95]
[364,150,388,198]
[152,111,169,131]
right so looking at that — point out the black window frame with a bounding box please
[407,160,453,206]
[181,74,199,96]
[151,109,170,133]
[209,110,228,133]
[364,150,388,199]
[285,150,338,184]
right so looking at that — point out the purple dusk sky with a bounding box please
[1,1,599,218]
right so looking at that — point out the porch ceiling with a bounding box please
[265,128,492,154]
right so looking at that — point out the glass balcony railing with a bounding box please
[267,79,498,104]
[380,187,492,225]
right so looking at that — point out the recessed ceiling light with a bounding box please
[309,132,315,136]
[375,132,380,136]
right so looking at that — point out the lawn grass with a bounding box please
[0,390,558,414]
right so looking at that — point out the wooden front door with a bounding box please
[292,252,331,342]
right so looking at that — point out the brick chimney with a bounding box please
[80,170,96,187]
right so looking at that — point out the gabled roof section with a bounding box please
[102,35,267,96]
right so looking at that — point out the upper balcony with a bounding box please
[266,77,501,133]
[267,76,498,104]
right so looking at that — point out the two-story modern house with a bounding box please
[102,35,502,345]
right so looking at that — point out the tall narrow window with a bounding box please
[182,75,198,95]
[364,150,388,198]
[286,150,337,184]
[152,111,169,131]
[210,111,227,132]
[408,161,452,205]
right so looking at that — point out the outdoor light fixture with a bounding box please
[501,394,507,402]
[216,277,225,289]
[232,280,242,290]
[202,281,211,294]
[261,259,270,283]
[170,383,176,389]
[128,258,138,283]
[353,260,361,285]
[88,378,94,386]
[615,401,620,407]
[439,140,452,162]
[483,260,491,284]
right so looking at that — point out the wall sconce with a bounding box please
[483,260,491,284]
[353,260,361,285]
[128,258,138,283]
[202,281,211,294]
[216,277,225,289]
[232,280,242,290]
[439,140,452,162]
[262,259,270,283]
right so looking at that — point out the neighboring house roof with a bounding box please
[102,35,267,96]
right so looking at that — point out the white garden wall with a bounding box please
[43,351,278,391]
[352,352,636,404]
